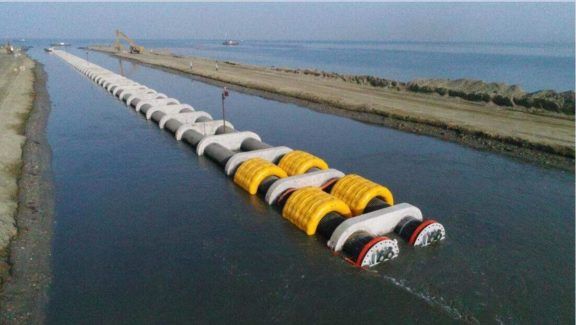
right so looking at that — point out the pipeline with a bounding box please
[52,50,446,269]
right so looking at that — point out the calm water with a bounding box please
[29,45,574,324]
[23,38,576,92]
[142,39,575,92]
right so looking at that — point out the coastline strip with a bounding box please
[89,47,575,168]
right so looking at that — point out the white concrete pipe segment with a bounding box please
[145,104,195,120]
[127,92,168,107]
[135,98,181,113]
[121,89,160,103]
[175,120,233,141]
[97,74,122,86]
[158,111,213,129]
[103,77,133,90]
[196,131,262,156]
[114,85,149,98]
[224,146,293,176]
[264,169,345,205]
[108,81,141,93]
[328,203,423,252]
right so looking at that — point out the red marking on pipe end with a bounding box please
[354,236,389,268]
[408,219,438,246]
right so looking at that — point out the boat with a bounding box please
[44,47,54,52]
[222,40,239,46]
[51,42,70,47]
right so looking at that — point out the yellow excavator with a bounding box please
[113,30,144,54]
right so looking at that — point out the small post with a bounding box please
[221,87,229,133]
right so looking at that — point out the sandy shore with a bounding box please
[0,54,53,323]
[90,46,575,169]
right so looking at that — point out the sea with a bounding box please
[136,39,575,92]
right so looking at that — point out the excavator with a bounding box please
[113,30,144,54]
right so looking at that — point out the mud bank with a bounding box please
[0,62,54,324]
[90,47,575,171]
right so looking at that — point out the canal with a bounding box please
[30,47,574,323]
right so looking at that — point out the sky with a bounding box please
[0,2,574,43]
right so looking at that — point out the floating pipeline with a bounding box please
[52,50,446,269]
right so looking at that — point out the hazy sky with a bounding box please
[0,2,573,43]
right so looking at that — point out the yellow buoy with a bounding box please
[282,187,351,235]
[278,150,328,176]
[331,174,394,216]
[233,158,288,195]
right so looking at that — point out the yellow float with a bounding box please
[282,187,351,235]
[233,158,287,195]
[331,174,394,216]
[278,150,328,176]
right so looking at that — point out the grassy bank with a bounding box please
[0,51,35,285]
[89,46,575,168]
[0,50,54,322]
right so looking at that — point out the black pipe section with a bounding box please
[341,231,375,262]
[241,138,272,151]
[164,119,184,134]
[130,98,142,107]
[364,198,391,214]
[202,135,276,169]
[394,217,421,242]
[180,124,235,150]
[151,111,167,123]
[140,105,152,115]
[316,212,347,241]
[182,129,204,147]
[191,136,274,168]
[204,143,235,167]
[257,176,279,196]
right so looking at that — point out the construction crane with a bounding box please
[113,30,144,54]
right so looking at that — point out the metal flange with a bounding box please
[264,169,345,205]
[158,111,213,129]
[146,104,195,120]
[175,120,232,140]
[224,146,292,176]
[196,131,261,156]
[327,203,423,252]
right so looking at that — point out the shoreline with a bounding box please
[0,60,54,323]
[90,47,574,171]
